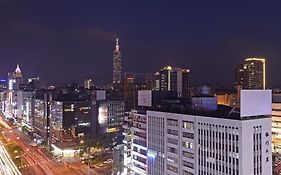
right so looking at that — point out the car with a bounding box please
[89,164,95,168]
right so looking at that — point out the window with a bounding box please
[168,138,178,145]
[183,160,194,169]
[183,141,193,149]
[183,170,193,175]
[167,119,178,126]
[167,146,178,154]
[167,129,178,136]
[167,165,178,173]
[183,132,194,139]
[183,151,194,159]
[183,121,194,129]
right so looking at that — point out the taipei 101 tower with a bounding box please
[113,38,121,85]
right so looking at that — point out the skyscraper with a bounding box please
[123,72,147,111]
[113,38,122,84]
[84,79,93,89]
[234,63,244,87]
[13,64,23,91]
[158,66,191,97]
[235,58,266,90]
[243,58,266,90]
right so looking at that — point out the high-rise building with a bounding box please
[97,100,124,134]
[123,72,147,111]
[234,63,244,87]
[243,58,266,90]
[154,72,160,91]
[123,90,272,175]
[113,38,122,85]
[124,73,136,111]
[235,58,266,90]
[123,110,147,175]
[84,79,93,89]
[158,66,191,97]
[145,73,155,90]
[13,64,23,91]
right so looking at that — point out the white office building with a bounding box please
[147,110,271,175]
[123,90,272,175]
[124,110,147,175]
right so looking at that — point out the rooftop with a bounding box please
[139,101,269,121]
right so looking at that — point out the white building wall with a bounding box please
[146,111,272,175]
[240,118,272,175]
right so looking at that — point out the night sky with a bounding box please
[0,1,281,87]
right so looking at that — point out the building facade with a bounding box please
[272,94,281,153]
[98,100,124,134]
[158,66,191,98]
[123,90,272,175]
[123,110,147,175]
[84,79,93,89]
[235,58,266,90]
[243,58,265,90]
[146,111,271,175]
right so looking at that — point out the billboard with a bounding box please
[138,90,152,107]
[240,90,272,117]
[92,90,106,101]
[98,104,108,134]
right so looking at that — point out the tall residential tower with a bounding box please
[243,58,266,90]
[235,58,266,90]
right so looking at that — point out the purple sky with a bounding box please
[0,1,281,87]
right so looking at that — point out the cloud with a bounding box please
[69,27,116,43]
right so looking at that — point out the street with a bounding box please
[0,114,104,175]
[0,143,21,175]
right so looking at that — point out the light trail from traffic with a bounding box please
[0,142,21,175]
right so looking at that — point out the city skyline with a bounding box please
[0,1,278,175]
[1,1,281,87]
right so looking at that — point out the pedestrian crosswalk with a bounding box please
[18,159,53,169]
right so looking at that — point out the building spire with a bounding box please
[15,64,21,74]
[14,64,23,78]
[115,38,119,52]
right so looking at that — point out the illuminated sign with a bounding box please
[106,127,119,133]
[98,105,108,125]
